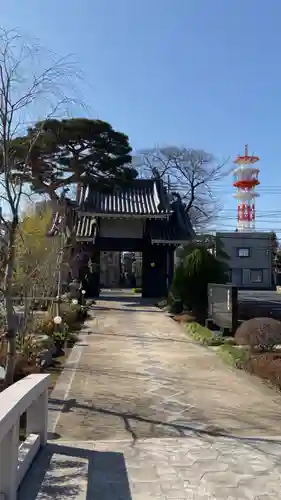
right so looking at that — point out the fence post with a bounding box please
[231,286,238,333]
[208,284,213,317]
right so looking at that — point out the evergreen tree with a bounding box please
[170,243,229,320]
[9,118,137,199]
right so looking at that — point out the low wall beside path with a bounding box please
[0,374,50,500]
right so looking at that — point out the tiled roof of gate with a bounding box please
[82,179,171,216]
[75,216,97,239]
[47,212,96,240]
[148,209,195,244]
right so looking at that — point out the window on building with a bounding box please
[237,247,250,258]
[250,269,263,283]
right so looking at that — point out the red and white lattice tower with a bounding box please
[232,144,260,232]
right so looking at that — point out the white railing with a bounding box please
[0,374,50,500]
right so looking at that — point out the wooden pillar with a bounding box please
[88,249,100,297]
[167,246,175,288]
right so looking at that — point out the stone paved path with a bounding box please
[19,290,281,499]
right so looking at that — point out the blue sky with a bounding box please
[2,0,281,231]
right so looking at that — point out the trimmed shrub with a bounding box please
[32,313,56,336]
[235,317,281,348]
[60,303,81,327]
[244,352,281,388]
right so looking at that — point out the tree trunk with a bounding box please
[3,218,18,388]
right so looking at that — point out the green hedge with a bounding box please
[216,344,250,369]
[184,322,225,346]
[184,321,248,369]
[184,322,237,346]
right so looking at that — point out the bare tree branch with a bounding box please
[136,146,230,230]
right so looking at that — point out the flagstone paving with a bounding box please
[19,291,281,499]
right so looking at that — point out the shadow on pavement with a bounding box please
[99,294,154,305]
[48,396,281,446]
[18,442,132,500]
[93,305,160,313]
[88,331,188,342]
